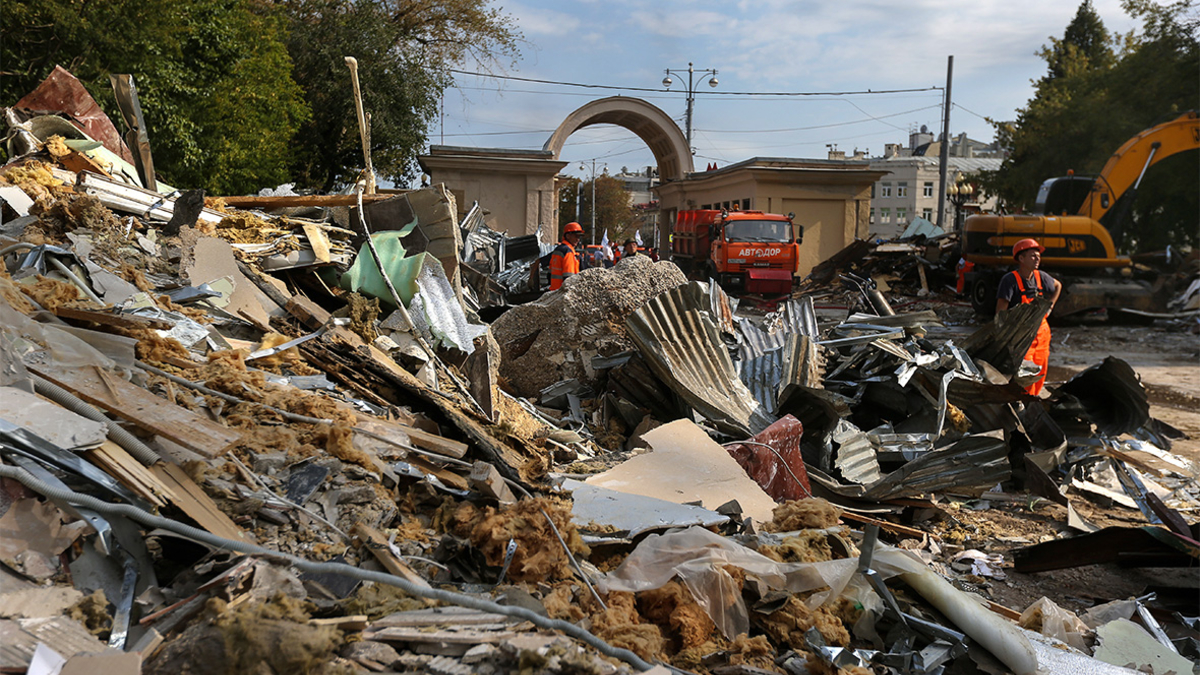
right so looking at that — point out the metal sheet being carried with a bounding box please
[626,282,774,437]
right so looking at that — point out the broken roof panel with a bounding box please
[626,282,774,437]
[1055,357,1150,437]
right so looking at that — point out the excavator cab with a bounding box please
[1033,175,1096,216]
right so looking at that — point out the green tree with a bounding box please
[981,0,1198,251]
[558,176,581,234]
[2,0,309,195]
[279,0,522,191]
[576,174,633,244]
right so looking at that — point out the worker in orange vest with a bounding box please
[996,238,1061,395]
[549,222,584,290]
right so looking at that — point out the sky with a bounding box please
[433,0,1143,183]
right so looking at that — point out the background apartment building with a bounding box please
[861,127,1006,240]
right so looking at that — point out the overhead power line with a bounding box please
[449,69,942,97]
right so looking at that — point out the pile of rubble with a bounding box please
[1,69,1198,675]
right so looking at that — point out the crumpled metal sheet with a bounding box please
[626,282,774,437]
[832,419,882,485]
[409,256,488,354]
[724,415,811,502]
[862,432,1011,500]
[962,298,1051,376]
[740,346,787,414]
[14,66,134,162]
[1054,356,1150,437]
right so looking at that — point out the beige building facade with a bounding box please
[655,158,886,277]
[419,97,884,277]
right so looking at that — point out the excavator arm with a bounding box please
[1079,110,1200,221]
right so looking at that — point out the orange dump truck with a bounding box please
[671,209,802,294]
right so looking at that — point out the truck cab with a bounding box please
[672,209,801,294]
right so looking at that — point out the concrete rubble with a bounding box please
[1,71,1198,675]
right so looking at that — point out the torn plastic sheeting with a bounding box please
[1055,357,1150,437]
[723,414,812,502]
[128,307,210,349]
[561,479,729,537]
[408,255,488,354]
[598,525,927,641]
[625,282,773,437]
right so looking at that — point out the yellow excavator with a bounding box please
[963,110,1199,315]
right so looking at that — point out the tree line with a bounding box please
[981,0,1198,252]
[1,0,521,195]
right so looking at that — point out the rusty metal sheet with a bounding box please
[626,283,773,437]
[724,415,811,502]
[15,66,133,162]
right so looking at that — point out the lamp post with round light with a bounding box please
[946,172,976,233]
[662,63,718,154]
[580,160,605,245]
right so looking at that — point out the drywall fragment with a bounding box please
[585,419,778,522]
[1093,619,1193,675]
[0,386,107,449]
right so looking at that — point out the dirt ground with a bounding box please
[954,322,1200,613]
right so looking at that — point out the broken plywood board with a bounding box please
[83,441,171,508]
[29,364,241,459]
[0,386,107,450]
[0,617,110,672]
[585,419,779,522]
[354,417,468,460]
[351,522,431,589]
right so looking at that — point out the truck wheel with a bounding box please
[970,275,997,316]
[705,261,718,281]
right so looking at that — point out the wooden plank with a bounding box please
[150,462,247,541]
[370,607,516,628]
[351,522,431,589]
[840,511,928,540]
[217,194,398,209]
[30,364,241,459]
[82,441,171,508]
[53,306,172,330]
[362,627,516,645]
[469,461,516,504]
[309,615,368,631]
[302,223,332,263]
[57,150,113,179]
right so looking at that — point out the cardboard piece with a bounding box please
[184,236,274,328]
[0,499,91,580]
[0,587,86,620]
[1093,619,1193,675]
[585,419,779,522]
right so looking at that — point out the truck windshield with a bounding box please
[724,220,792,243]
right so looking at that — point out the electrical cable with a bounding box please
[33,374,162,467]
[449,69,942,97]
[0,462,656,672]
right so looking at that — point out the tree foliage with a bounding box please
[2,0,309,195]
[572,174,634,244]
[279,0,522,191]
[982,0,1199,252]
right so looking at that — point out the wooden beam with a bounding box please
[149,462,247,541]
[30,364,241,459]
[53,307,173,330]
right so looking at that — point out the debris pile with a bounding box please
[1,68,1197,675]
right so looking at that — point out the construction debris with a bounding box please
[1,68,1198,675]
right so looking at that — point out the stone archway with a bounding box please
[543,96,694,180]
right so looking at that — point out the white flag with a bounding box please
[601,229,612,261]
[634,229,643,247]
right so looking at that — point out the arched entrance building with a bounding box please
[419,96,886,277]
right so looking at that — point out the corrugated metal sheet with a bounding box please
[862,433,1011,500]
[832,419,882,485]
[626,282,774,437]
[739,320,786,362]
[962,298,1050,375]
[740,346,786,413]
[784,296,819,337]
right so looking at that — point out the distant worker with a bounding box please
[549,222,584,290]
[621,238,639,259]
[996,238,1061,395]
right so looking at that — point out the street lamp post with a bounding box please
[946,172,976,233]
[580,160,604,245]
[662,62,718,153]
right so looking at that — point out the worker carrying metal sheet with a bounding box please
[996,238,1062,395]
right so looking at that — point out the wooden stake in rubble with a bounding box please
[344,56,376,194]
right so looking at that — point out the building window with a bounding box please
[897,182,908,198]
[922,208,933,220]
[870,207,875,223]
[871,184,876,198]
[881,183,892,198]
[880,208,890,223]
[897,208,907,223]
[923,182,934,198]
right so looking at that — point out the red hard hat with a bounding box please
[564,222,584,234]
[1012,238,1044,259]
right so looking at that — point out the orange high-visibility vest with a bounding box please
[548,240,580,290]
[1013,270,1052,395]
